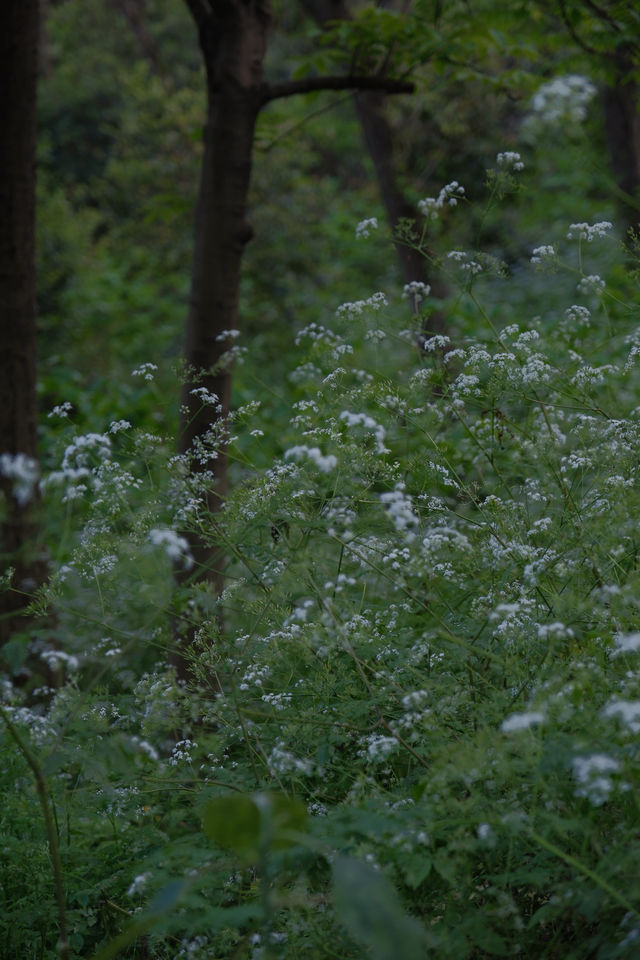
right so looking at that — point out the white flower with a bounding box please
[48,402,73,419]
[215,329,241,342]
[336,291,387,319]
[148,527,193,569]
[190,387,221,407]
[340,410,388,453]
[418,181,465,219]
[283,445,337,473]
[577,274,605,295]
[380,482,419,539]
[572,753,620,805]
[364,734,399,761]
[0,453,39,506]
[497,151,524,171]
[169,739,198,766]
[108,420,131,434]
[131,362,158,381]
[530,245,555,264]
[501,711,545,733]
[446,250,482,275]
[127,872,152,897]
[612,631,640,654]
[355,217,378,239]
[40,649,79,672]
[567,221,613,242]
[402,281,431,306]
[564,305,591,326]
[530,75,596,126]
[603,700,640,733]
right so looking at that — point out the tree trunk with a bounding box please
[301,0,448,327]
[175,0,270,675]
[0,0,48,661]
[603,45,640,238]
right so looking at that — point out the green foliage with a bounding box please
[6,162,640,957]
[3,2,640,958]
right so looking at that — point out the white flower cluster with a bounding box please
[283,445,337,473]
[572,753,620,806]
[402,281,431,310]
[577,274,605,295]
[0,452,39,506]
[564,305,591,328]
[148,527,194,569]
[131,362,158,381]
[340,410,388,453]
[418,181,465,219]
[501,711,545,733]
[530,244,555,264]
[40,648,79,672]
[169,738,198,766]
[108,419,131,434]
[268,741,314,776]
[567,221,613,242]
[380,482,419,540]
[612,632,640,654]
[355,217,378,239]
[190,387,222,409]
[530,74,596,126]
[603,700,640,734]
[335,291,387,319]
[496,152,524,171]
[127,871,152,897]
[360,733,399,762]
[446,250,482,275]
[48,401,73,419]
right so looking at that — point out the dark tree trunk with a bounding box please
[175,0,414,676]
[603,45,640,237]
[175,0,270,675]
[301,0,448,327]
[0,0,48,658]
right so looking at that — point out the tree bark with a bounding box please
[175,0,270,675]
[301,0,448,326]
[176,0,417,675]
[0,0,48,659]
[603,45,640,238]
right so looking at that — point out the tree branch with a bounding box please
[261,74,414,105]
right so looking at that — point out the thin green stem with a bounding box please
[0,706,70,960]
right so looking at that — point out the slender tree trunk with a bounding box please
[0,0,48,659]
[603,45,640,238]
[301,0,448,327]
[175,0,414,676]
[175,0,270,675]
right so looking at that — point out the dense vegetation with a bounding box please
[1,1,639,958]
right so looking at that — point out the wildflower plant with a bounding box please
[2,163,640,959]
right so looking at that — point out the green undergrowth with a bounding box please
[2,161,640,959]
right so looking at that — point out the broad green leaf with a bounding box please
[202,795,261,858]
[257,792,309,849]
[402,853,432,889]
[202,793,308,858]
[332,855,429,960]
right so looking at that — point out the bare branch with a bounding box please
[261,74,414,105]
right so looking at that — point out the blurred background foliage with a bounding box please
[35,0,630,451]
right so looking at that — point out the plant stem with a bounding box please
[0,705,70,960]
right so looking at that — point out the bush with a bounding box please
[2,158,640,959]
